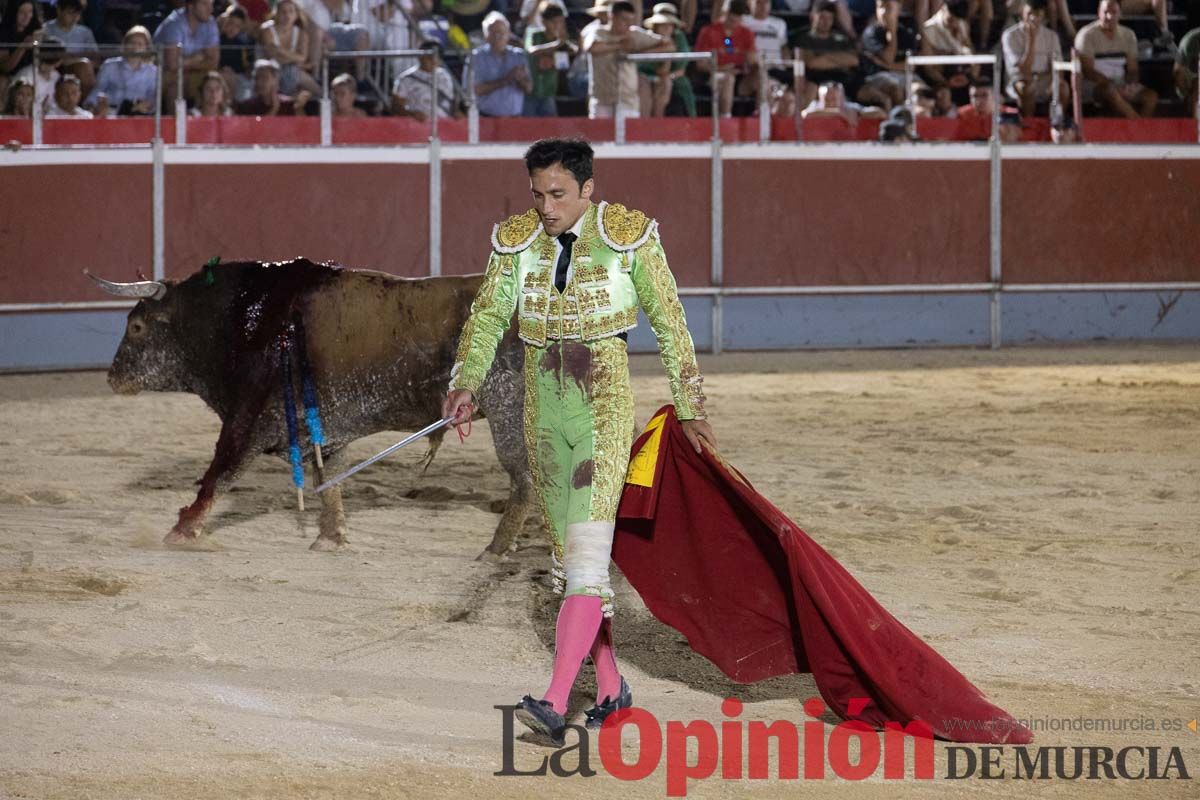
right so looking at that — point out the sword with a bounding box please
[315,416,456,493]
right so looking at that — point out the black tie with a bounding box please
[554,232,576,293]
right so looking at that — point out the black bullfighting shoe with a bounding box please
[584,677,633,729]
[515,695,567,744]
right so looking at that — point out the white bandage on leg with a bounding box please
[564,520,615,602]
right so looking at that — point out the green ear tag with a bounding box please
[204,256,219,286]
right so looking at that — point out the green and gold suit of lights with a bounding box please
[449,201,706,616]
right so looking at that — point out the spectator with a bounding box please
[955,81,994,139]
[796,0,860,43]
[3,76,34,117]
[259,0,321,98]
[933,84,956,116]
[14,37,66,115]
[769,82,796,116]
[695,0,757,117]
[356,0,433,64]
[581,0,614,42]
[391,39,459,120]
[524,3,578,117]
[879,104,917,140]
[921,0,978,105]
[330,71,365,116]
[1002,0,1068,118]
[910,83,937,115]
[801,80,882,126]
[218,5,255,103]
[1174,26,1198,111]
[191,70,232,116]
[46,73,93,117]
[1075,0,1156,118]
[858,0,918,111]
[518,0,567,32]
[42,0,100,99]
[153,0,220,108]
[639,5,695,117]
[792,0,859,110]
[660,0,698,34]
[582,0,671,119]
[471,11,531,117]
[0,0,43,97]
[294,0,371,82]
[86,26,157,117]
[998,108,1022,142]
[743,0,788,64]
[233,57,310,114]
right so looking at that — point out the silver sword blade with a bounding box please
[315,416,456,493]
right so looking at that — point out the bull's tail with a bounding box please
[418,430,444,474]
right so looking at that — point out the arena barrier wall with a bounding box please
[2,142,1199,371]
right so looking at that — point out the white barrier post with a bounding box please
[31,46,42,145]
[465,52,479,144]
[174,46,186,144]
[319,55,331,146]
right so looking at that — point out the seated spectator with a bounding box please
[524,2,578,117]
[879,104,917,141]
[743,0,789,65]
[921,0,978,105]
[933,84,956,116]
[259,0,321,98]
[583,0,671,119]
[471,12,531,117]
[1002,0,1068,118]
[191,70,232,116]
[1075,0,1157,118]
[955,82,994,139]
[770,82,796,116]
[581,0,614,42]
[639,5,696,117]
[1001,0,1076,44]
[86,26,158,117]
[801,80,882,126]
[14,38,66,115]
[153,0,220,108]
[233,58,310,115]
[792,0,860,110]
[1174,26,1198,111]
[46,74,93,117]
[3,76,34,117]
[787,0,861,42]
[910,84,937,116]
[218,5,256,103]
[695,0,758,117]
[391,40,460,120]
[43,0,100,99]
[295,0,371,82]
[858,0,919,111]
[0,0,43,100]
[330,72,365,117]
[998,109,1023,142]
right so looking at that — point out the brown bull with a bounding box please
[89,258,531,556]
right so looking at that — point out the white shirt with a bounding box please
[15,65,60,114]
[552,211,588,290]
[742,14,788,62]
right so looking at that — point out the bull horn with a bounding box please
[84,270,167,300]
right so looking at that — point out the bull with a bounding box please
[88,258,532,557]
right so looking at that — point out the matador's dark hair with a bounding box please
[524,138,594,188]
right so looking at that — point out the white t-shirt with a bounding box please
[392,65,456,117]
[46,101,93,118]
[15,65,61,114]
[742,14,788,63]
[519,0,567,30]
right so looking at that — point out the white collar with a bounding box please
[560,208,587,239]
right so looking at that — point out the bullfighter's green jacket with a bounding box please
[449,200,706,420]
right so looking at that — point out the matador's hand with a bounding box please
[443,389,475,427]
[681,419,717,455]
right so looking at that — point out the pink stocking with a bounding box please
[542,594,604,715]
[590,617,622,705]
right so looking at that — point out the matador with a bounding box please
[443,137,716,742]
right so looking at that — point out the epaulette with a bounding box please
[597,200,658,252]
[491,208,542,253]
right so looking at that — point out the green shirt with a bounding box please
[639,29,690,76]
[1178,28,1199,78]
[525,27,561,99]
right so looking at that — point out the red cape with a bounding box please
[613,406,1033,744]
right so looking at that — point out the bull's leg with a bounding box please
[310,448,349,551]
[479,470,534,561]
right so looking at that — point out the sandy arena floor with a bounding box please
[0,344,1197,799]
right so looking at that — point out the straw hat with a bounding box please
[652,2,681,16]
[585,0,613,16]
[644,10,682,27]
